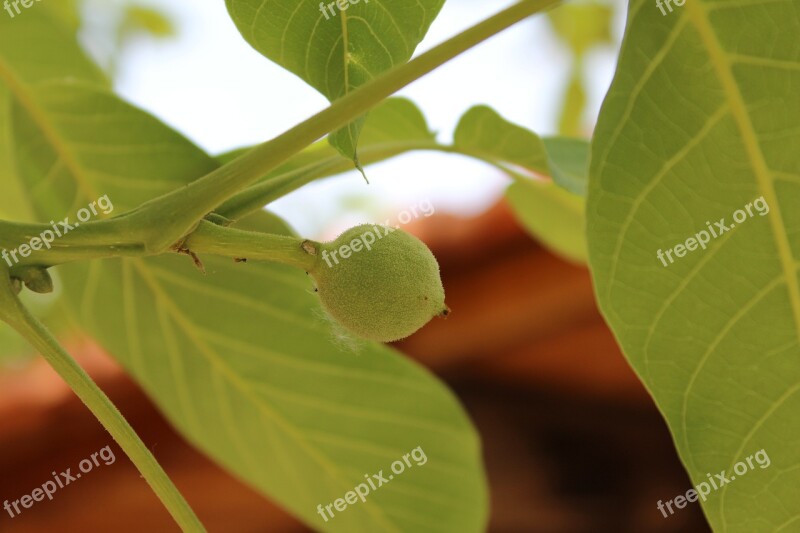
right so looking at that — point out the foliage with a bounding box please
[1,0,796,531]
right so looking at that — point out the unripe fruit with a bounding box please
[308,225,447,342]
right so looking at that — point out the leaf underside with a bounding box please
[0,10,487,533]
[588,0,800,530]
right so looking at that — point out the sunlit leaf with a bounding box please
[0,18,488,532]
[587,1,800,529]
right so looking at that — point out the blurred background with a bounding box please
[0,0,712,531]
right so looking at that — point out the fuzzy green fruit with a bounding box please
[308,225,447,342]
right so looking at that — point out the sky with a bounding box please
[82,0,624,238]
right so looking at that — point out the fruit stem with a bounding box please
[0,267,206,532]
[184,221,319,271]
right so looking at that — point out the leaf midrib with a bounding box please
[683,2,800,530]
[684,2,800,338]
[341,7,351,98]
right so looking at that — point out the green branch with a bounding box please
[0,267,205,532]
[0,0,560,272]
[0,135,530,273]
[215,140,444,221]
[184,220,319,270]
[215,141,533,223]
[123,0,560,253]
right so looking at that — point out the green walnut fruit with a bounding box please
[308,224,447,342]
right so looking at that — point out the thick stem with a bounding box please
[0,134,534,271]
[184,221,319,271]
[216,140,443,221]
[0,268,206,532]
[0,217,146,270]
[0,0,559,265]
[123,0,560,252]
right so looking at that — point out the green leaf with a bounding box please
[1,25,487,533]
[453,105,589,195]
[587,1,800,530]
[0,11,102,359]
[452,105,589,261]
[540,137,590,197]
[224,0,445,161]
[62,231,487,533]
[454,105,550,174]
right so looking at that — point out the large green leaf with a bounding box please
[587,1,800,530]
[0,9,107,361]
[0,18,487,533]
[0,3,205,217]
[62,229,486,533]
[224,0,445,162]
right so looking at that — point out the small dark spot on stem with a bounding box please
[301,240,318,256]
[176,246,205,274]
